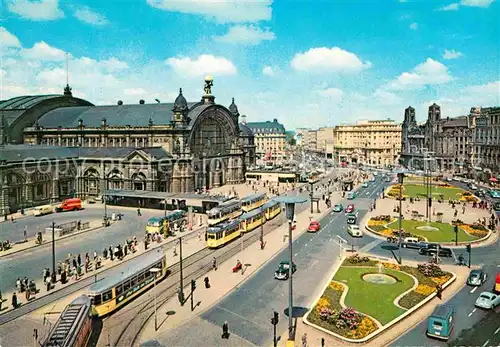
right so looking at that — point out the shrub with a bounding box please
[338,307,362,330]
[417,263,445,277]
[345,254,371,265]
[399,292,427,309]
[319,307,335,321]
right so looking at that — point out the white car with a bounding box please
[362,182,369,187]
[475,292,500,310]
[347,225,363,237]
[470,184,478,190]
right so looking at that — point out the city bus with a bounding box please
[207,200,242,226]
[240,192,268,212]
[206,220,241,248]
[145,210,187,235]
[87,249,167,317]
[43,295,93,347]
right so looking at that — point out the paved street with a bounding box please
[142,176,387,345]
[0,205,171,294]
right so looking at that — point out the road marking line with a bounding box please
[494,327,500,335]
[468,308,476,317]
[470,286,478,294]
[305,243,308,247]
[294,253,298,256]
[481,340,489,347]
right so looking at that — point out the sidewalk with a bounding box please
[0,223,207,317]
[0,219,107,259]
[289,257,471,347]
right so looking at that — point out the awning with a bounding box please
[489,177,498,182]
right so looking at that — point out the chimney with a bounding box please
[101,117,107,128]
[241,114,247,125]
[78,118,83,127]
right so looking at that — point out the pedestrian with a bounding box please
[222,321,229,339]
[77,254,82,267]
[198,231,201,241]
[10,215,14,223]
[462,205,466,214]
[46,276,51,291]
[23,226,27,241]
[93,251,97,261]
[321,337,325,347]
[12,292,18,309]
[25,286,30,301]
[302,332,308,347]
[212,257,217,271]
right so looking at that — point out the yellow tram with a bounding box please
[87,249,167,317]
[262,199,281,220]
[239,209,266,233]
[240,192,268,212]
[207,200,242,226]
[206,220,241,248]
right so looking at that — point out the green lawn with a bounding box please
[334,267,414,325]
[402,183,465,200]
[387,219,478,242]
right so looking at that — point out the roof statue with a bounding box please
[229,97,239,115]
[204,76,213,95]
[63,84,72,97]
[173,88,188,112]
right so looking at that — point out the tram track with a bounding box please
[108,180,334,347]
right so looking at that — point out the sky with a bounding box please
[0,0,499,130]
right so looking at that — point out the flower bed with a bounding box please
[398,263,452,309]
[460,224,489,238]
[342,254,377,267]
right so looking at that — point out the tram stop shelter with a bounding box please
[342,179,354,191]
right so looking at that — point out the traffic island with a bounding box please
[303,254,455,343]
[366,216,489,244]
[385,183,472,201]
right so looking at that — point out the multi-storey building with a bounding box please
[471,106,500,171]
[334,119,401,167]
[316,127,335,158]
[245,118,287,162]
[401,104,473,172]
[302,129,317,153]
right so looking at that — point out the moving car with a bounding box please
[467,269,487,286]
[370,177,376,182]
[307,221,320,233]
[401,237,421,248]
[426,305,454,341]
[332,204,344,212]
[33,205,53,217]
[346,213,357,224]
[345,204,355,213]
[347,225,362,237]
[347,192,356,200]
[418,244,453,257]
[274,260,297,280]
[475,292,500,310]
[362,182,369,188]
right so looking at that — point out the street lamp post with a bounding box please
[150,267,161,331]
[397,172,405,264]
[103,162,108,226]
[51,222,56,283]
[275,196,307,342]
[178,236,184,303]
[308,179,317,214]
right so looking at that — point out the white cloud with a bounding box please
[374,90,403,105]
[146,0,272,23]
[438,0,494,11]
[74,6,109,26]
[214,25,275,45]
[439,3,460,10]
[409,22,418,30]
[0,27,21,48]
[460,0,495,7]
[20,41,68,61]
[6,0,64,21]
[124,88,148,96]
[442,49,463,59]
[165,54,237,78]
[290,47,372,73]
[316,88,344,102]
[463,80,500,99]
[99,58,129,72]
[262,66,276,76]
[386,58,453,90]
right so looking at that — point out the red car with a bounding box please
[345,204,355,213]
[307,221,321,232]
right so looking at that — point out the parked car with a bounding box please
[347,225,362,237]
[362,182,369,188]
[467,269,487,286]
[401,237,421,248]
[418,244,453,257]
[333,204,344,212]
[370,177,376,182]
[475,292,500,310]
[274,260,297,280]
[307,221,320,233]
[345,204,355,213]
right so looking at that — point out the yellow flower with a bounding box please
[414,284,436,296]
[345,317,378,339]
[431,275,452,285]
[329,281,344,292]
[316,297,329,312]
[382,262,400,270]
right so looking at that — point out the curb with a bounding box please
[0,222,112,259]
[363,218,494,249]
[303,257,457,343]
